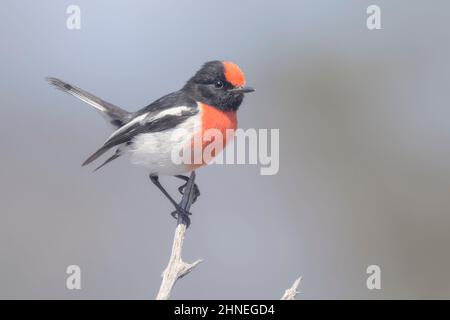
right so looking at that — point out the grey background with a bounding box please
[1,0,450,299]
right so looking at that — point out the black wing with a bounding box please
[135,90,197,116]
[82,98,198,167]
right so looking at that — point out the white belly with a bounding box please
[127,113,200,175]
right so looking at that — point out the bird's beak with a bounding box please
[229,86,255,93]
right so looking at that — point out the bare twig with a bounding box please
[155,171,202,300]
[281,277,302,300]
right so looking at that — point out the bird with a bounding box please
[47,60,254,225]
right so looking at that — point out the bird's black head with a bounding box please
[182,61,254,112]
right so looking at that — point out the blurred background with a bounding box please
[1,0,450,299]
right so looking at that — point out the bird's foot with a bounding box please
[177,181,200,204]
[171,206,192,227]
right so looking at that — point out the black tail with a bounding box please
[46,77,133,128]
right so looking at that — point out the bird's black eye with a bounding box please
[214,80,224,88]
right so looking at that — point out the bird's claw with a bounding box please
[178,183,200,204]
[171,208,192,227]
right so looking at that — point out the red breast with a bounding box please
[200,103,237,137]
[187,103,237,170]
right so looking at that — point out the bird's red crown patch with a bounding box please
[222,61,246,87]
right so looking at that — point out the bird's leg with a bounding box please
[174,171,197,227]
[149,174,191,224]
[175,175,200,204]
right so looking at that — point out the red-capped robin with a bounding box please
[47,61,254,224]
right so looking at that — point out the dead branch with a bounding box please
[281,277,302,300]
[156,171,202,300]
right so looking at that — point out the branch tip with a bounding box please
[281,276,302,300]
